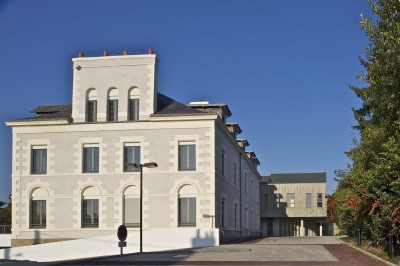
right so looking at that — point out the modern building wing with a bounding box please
[260,172,327,237]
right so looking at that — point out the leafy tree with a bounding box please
[330,0,400,247]
[0,195,11,225]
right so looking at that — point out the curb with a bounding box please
[339,239,397,266]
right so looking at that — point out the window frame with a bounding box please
[82,198,99,228]
[107,99,118,121]
[123,144,140,172]
[221,150,226,177]
[178,197,196,227]
[306,193,312,208]
[233,163,237,186]
[128,98,139,121]
[82,145,99,173]
[274,193,280,208]
[287,193,295,208]
[123,196,140,227]
[263,194,269,209]
[178,143,196,171]
[86,100,97,122]
[317,193,323,208]
[31,146,47,175]
[30,199,46,229]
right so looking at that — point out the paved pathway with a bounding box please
[3,237,390,266]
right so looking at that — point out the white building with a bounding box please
[260,173,327,237]
[5,50,262,247]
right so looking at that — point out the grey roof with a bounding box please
[7,105,72,122]
[226,123,242,134]
[152,93,209,116]
[7,93,215,123]
[262,172,326,184]
[187,103,232,117]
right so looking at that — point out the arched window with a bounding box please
[86,89,97,122]
[128,87,139,121]
[123,186,139,227]
[82,186,100,228]
[30,187,48,228]
[107,88,118,121]
[178,184,196,227]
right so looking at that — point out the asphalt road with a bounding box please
[2,237,391,266]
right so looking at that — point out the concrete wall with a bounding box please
[0,228,219,262]
[0,235,11,248]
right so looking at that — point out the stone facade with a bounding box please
[6,52,261,246]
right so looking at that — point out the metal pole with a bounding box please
[140,164,143,253]
[388,232,394,258]
[357,228,361,246]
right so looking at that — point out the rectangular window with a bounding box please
[263,194,269,209]
[274,194,280,208]
[178,197,196,226]
[31,146,47,174]
[178,144,196,171]
[306,193,312,208]
[234,203,238,229]
[31,200,46,228]
[108,99,118,121]
[129,99,139,121]
[221,198,225,228]
[123,144,140,172]
[83,145,99,173]
[221,150,225,177]
[124,197,139,227]
[82,199,99,228]
[87,100,97,122]
[244,173,247,192]
[287,193,295,208]
[317,193,323,208]
[233,163,237,186]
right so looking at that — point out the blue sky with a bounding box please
[0,0,370,202]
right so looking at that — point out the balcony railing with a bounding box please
[0,225,11,234]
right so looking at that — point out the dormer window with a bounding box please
[107,88,118,121]
[86,89,97,122]
[129,87,139,121]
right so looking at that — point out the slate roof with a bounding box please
[7,93,210,123]
[7,105,72,122]
[262,172,326,184]
[151,93,209,116]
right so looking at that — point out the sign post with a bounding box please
[117,225,128,255]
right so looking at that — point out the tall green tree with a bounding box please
[331,0,400,246]
[0,195,11,225]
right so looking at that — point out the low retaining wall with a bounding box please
[0,235,11,248]
[0,228,219,262]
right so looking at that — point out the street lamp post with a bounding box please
[127,162,157,253]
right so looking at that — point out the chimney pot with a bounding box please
[148,48,153,55]
[104,51,108,56]
[123,51,128,55]
[79,52,84,58]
